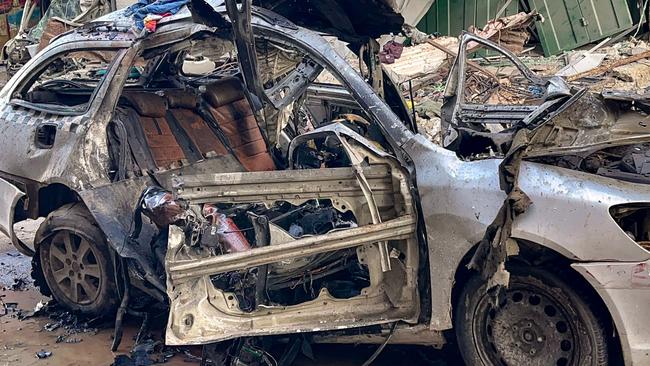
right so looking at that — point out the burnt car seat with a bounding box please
[164,90,229,159]
[203,78,276,171]
[121,92,187,169]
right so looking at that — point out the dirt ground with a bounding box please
[0,223,460,366]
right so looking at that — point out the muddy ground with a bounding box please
[0,222,461,366]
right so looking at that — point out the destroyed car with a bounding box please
[0,1,648,365]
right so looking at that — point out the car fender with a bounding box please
[403,134,650,331]
[513,162,650,262]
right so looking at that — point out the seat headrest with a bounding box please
[203,78,246,108]
[122,92,166,117]
[165,90,199,109]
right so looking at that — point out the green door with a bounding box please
[528,0,633,55]
[417,0,521,35]
[418,0,634,56]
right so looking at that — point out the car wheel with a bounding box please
[37,203,118,315]
[455,265,608,366]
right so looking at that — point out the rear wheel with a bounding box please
[455,265,608,366]
[36,203,117,315]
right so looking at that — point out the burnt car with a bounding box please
[0,1,648,365]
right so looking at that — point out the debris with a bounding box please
[556,37,611,76]
[567,49,650,81]
[0,301,18,317]
[56,333,83,344]
[44,321,61,332]
[29,302,102,338]
[556,53,607,77]
[416,116,442,145]
[138,186,185,228]
[35,350,52,359]
[360,322,398,366]
[426,39,497,81]
[143,13,170,33]
[37,18,80,53]
[16,300,49,320]
[468,12,537,54]
[125,0,189,30]
[379,40,404,64]
[202,204,252,252]
[10,278,28,291]
[382,37,457,87]
[1,0,110,74]
[403,24,432,45]
[111,339,176,366]
[32,300,46,314]
[230,339,277,366]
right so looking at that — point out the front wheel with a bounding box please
[455,265,608,366]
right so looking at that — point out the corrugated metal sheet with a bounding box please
[417,0,635,56]
[417,0,522,36]
[530,0,633,55]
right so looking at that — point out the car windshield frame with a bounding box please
[248,22,414,153]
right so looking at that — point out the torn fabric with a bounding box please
[126,0,189,29]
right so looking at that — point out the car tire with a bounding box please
[455,264,608,366]
[36,203,118,315]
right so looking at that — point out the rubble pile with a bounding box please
[380,12,650,146]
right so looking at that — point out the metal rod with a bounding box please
[169,216,415,280]
[408,79,418,133]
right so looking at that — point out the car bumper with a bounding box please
[572,260,650,365]
[0,177,33,256]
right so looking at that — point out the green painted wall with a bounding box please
[417,0,634,56]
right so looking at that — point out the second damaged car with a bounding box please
[0,1,648,365]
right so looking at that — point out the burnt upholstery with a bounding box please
[122,91,186,168]
[203,78,276,171]
[164,90,228,158]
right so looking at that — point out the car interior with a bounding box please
[100,32,418,313]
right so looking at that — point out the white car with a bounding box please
[0,1,648,365]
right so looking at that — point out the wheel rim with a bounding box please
[473,282,578,366]
[48,231,102,305]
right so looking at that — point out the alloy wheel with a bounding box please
[48,231,102,305]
